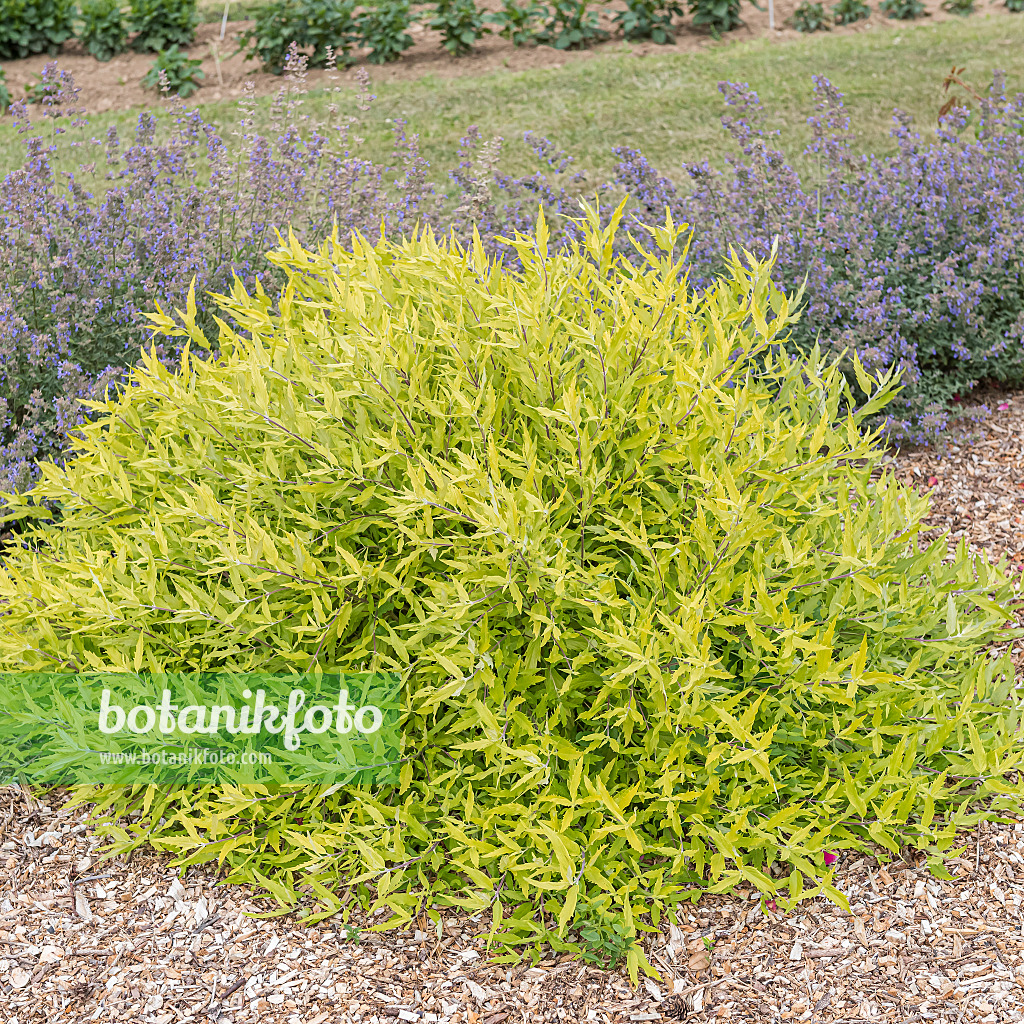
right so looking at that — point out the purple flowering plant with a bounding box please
[3,61,1024,499]
[0,53,592,495]
[614,74,1024,442]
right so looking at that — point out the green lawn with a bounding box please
[3,14,1024,182]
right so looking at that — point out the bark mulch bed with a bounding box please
[1,393,1023,1024]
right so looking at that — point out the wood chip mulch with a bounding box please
[2,393,1023,1024]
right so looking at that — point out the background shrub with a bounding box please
[940,0,973,12]
[241,0,356,73]
[142,43,204,94]
[485,0,545,43]
[1,210,1021,967]
[0,0,74,60]
[1008,0,1024,11]
[357,0,414,62]
[537,0,607,48]
[688,0,742,36]
[78,0,128,61]
[791,0,830,29]
[832,0,869,23]
[878,0,925,17]
[129,0,197,52]
[0,67,9,110]
[614,0,685,42]
[428,0,489,56]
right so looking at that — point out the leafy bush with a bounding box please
[357,0,414,62]
[78,0,128,61]
[832,0,869,23]
[142,43,204,95]
[791,0,830,29]
[537,0,607,48]
[688,0,742,36]
[613,74,1024,442]
[485,0,545,43]
[0,0,75,60]
[0,67,9,111]
[429,0,488,55]
[614,0,685,42]
[878,0,925,17]
[240,0,357,73]
[2,208,1022,972]
[129,0,197,51]
[1008,0,1024,11]
[940,0,973,12]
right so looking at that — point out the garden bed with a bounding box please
[1,393,1022,1024]
[0,0,1019,115]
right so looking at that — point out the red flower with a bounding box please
[927,476,938,487]
[823,851,839,866]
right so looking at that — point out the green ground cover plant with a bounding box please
[1,206,1021,973]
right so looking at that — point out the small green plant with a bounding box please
[688,0,742,36]
[0,67,11,111]
[142,43,204,95]
[940,0,973,13]
[575,902,634,967]
[537,0,606,48]
[791,0,830,29]
[831,0,869,22]
[878,0,925,17]
[0,0,75,60]
[239,0,357,74]
[428,0,488,55]
[485,0,545,44]
[129,0,198,51]
[614,0,684,42]
[357,0,414,62]
[1007,0,1024,11]
[23,72,61,103]
[78,0,128,61]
